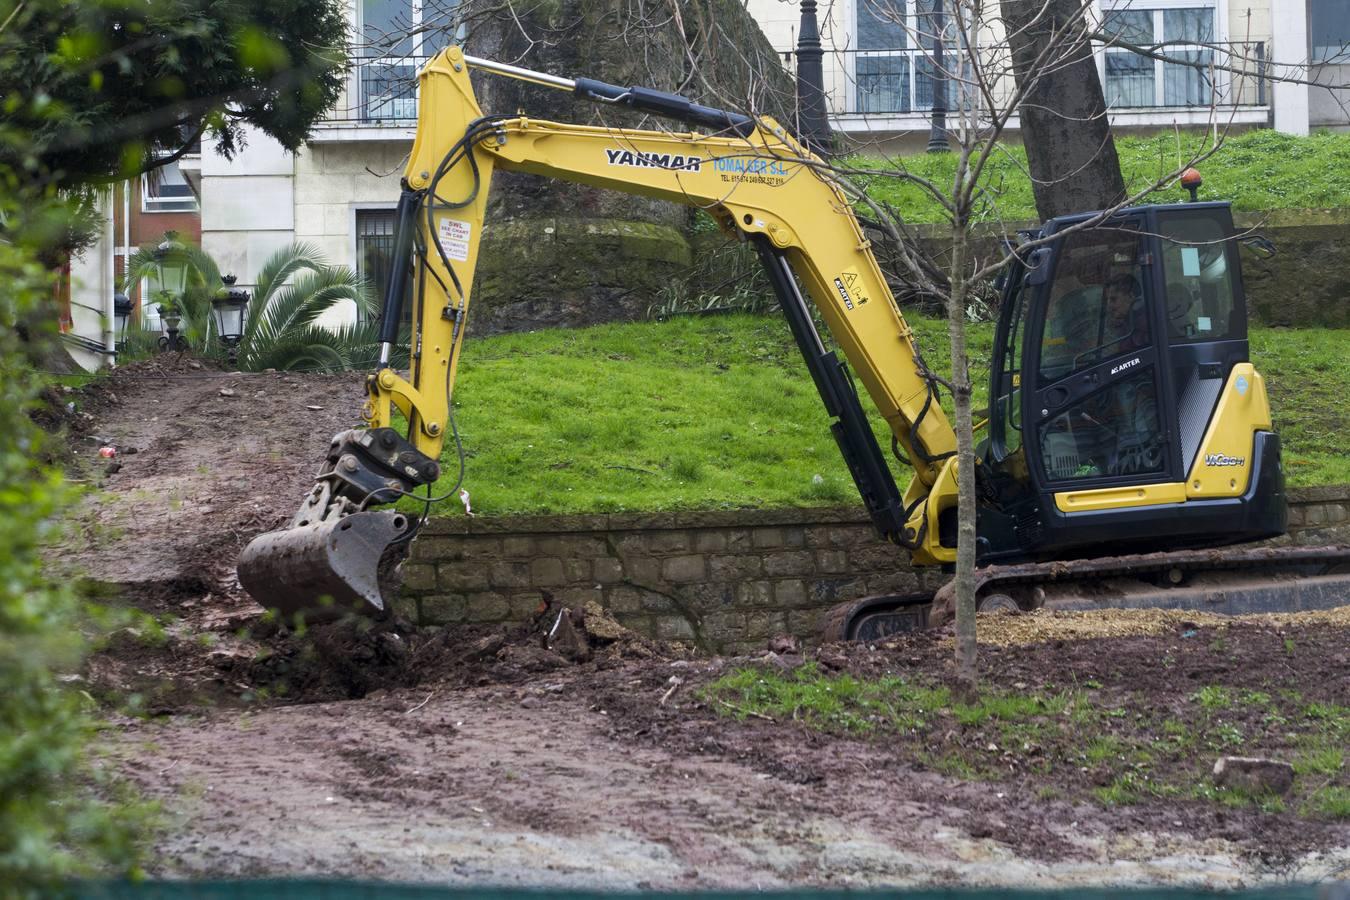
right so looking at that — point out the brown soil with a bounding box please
[50,359,1350,888]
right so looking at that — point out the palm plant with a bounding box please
[124,239,401,372]
[235,242,395,372]
[122,235,222,347]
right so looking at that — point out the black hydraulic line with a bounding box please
[753,237,909,541]
[378,187,423,345]
[573,77,756,138]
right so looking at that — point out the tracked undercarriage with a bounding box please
[823,545,1350,642]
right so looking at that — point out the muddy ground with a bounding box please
[48,358,1350,889]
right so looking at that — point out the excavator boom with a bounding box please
[239,47,964,620]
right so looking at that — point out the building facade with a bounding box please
[65,150,201,370]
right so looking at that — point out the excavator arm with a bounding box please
[238,47,960,620]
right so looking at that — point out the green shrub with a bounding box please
[0,210,145,893]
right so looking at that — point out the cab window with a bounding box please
[1038,225,1146,383]
[1158,212,1240,342]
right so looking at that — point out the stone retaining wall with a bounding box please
[403,485,1350,651]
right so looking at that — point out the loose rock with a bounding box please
[1213,756,1295,795]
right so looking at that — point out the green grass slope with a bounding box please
[418,315,1347,516]
[855,130,1350,223]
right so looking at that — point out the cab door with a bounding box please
[1023,216,1178,495]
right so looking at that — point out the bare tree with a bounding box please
[834,0,1244,692]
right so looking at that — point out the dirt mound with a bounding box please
[82,577,687,711]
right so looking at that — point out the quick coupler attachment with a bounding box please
[236,428,439,622]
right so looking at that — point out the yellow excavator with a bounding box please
[237,47,1350,637]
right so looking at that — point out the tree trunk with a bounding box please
[1000,0,1127,219]
[945,221,978,696]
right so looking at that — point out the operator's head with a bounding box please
[1105,273,1141,320]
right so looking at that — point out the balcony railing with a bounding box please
[781,41,1268,121]
[320,55,434,126]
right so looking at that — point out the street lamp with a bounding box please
[113,292,133,352]
[152,232,188,352]
[211,275,250,365]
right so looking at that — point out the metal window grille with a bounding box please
[355,209,410,323]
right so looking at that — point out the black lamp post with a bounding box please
[795,1,833,156]
[211,275,250,365]
[926,0,951,153]
[113,292,133,352]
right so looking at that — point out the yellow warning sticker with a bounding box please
[832,267,871,310]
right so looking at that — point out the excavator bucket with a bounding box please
[237,510,411,622]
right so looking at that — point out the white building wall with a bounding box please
[200,129,296,290]
[66,189,117,371]
[294,140,410,328]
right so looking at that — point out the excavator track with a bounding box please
[823,545,1350,641]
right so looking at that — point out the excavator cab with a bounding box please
[978,201,1286,564]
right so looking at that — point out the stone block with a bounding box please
[849,544,904,570]
[401,564,436,592]
[614,534,647,557]
[865,570,921,595]
[788,607,827,637]
[604,585,645,614]
[815,550,850,574]
[564,558,593,582]
[764,551,815,577]
[1287,505,1306,527]
[735,581,774,607]
[709,554,763,581]
[812,578,868,604]
[466,593,510,623]
[419,594,467,625]
[774,580,809,607]
[827,525,873,548]
[649,531,693,554]
[662,555,706,583]
[501,536,535,558]
[694,531,728,553]
[1305,505,1328,526]
[1328,504,1348,524]
[593,557,624,584]
[538,535,608,557]
[745,610,788,641]
[529,557,566,584]
[463,536,502,556]
[640,591,675,613]
[701,611,747,644]
[560,586,603,607]
[1212,756,1294,795]
[436,566,490,593]
[623,557,661,583]
[655,616,696,642]
[752,527,785,549]
[410,536,458,559]
[509,593,547,618]
[682,583,735,611]
[488,561,531,588]
[725,529,752,552]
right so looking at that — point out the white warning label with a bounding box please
[437,217,472,262]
